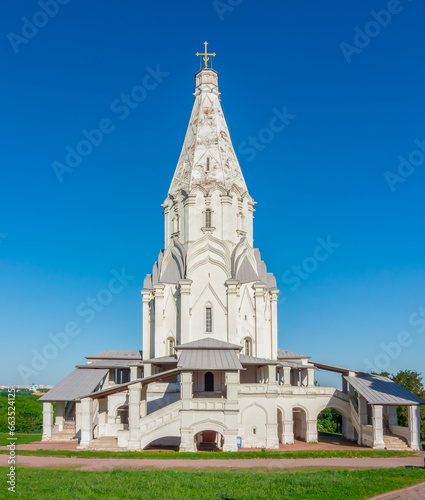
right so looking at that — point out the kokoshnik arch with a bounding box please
[40,44,424,452]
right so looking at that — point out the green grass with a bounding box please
[1,467,425,499]
[0,433,41,446]
[0,448,415,459]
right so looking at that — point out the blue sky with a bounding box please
[1,1,424,386]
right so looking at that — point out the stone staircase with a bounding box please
[87,436,120,451]
[51,422,78,442]
[383,429,410,450]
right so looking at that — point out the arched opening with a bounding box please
[317,408,342,439]
[167,337,175,356]
[116,405,129,429]
[195,430,224,451]
[293,407,307,441]
[205,372,214,392]
[244,338,252,356]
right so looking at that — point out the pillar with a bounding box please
[128,382,141,450]
[140,385,147,418]
[179,279,192,345]
[225,371,239,412]
[142,289,152,360]
[283,419,294,444]
[270,289,279,360]
[223,429,238,452]
[179,428,196,452]
[253,283,266,358]
[55,401,65,431]
[342,376,348,394]
[301,369,308,387]
[154,284,165,357]
[307,368,315,387]
[225,279,239,344]
[306,419,318,443]
[180,371,193,410]
[42,402,53,441]
[75,402,82,438]
[372,405,385,449]
[408,406,423,451]
[283,366,291,386]
[293,369,300,387]
[79,397,93,448]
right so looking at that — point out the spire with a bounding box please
[168,46,248,197]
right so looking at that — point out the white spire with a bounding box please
[168,68,248,197]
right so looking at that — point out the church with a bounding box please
[40,46,424,452]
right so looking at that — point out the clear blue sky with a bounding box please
[1,1,424,386]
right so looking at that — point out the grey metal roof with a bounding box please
[86,350,143,360]
[39,369,108,402]
[277,361,312,369]
[77,360,142,369]
[277,349,310,359]
[344,375,425,406]
[313,361,359,375]
[178,349,243,370]
[143,355,178,364]
[176,338,242,351]
[239,354,277,365]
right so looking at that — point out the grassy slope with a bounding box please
[2,468,425,499]
[0,434,42,446]
[0,448,415,459]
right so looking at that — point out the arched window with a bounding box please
[205,372,214,391]
[205,306,212,333]
[244,338,251,356]
[168,338,175,356]
[205,209,212,228]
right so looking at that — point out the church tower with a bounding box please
[142,48,279,365]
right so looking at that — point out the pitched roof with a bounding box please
[77,360,142,369]
[142,355,178,364]
[176,338,242,351]
[39,369,108,402]
[239,354,277,365]
[178,349,243,370]
[278,349,310,359]
[86,350,143,360]
[168,68,248,196]
[344,375,425,406]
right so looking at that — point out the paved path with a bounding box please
[1,454,424,472]
[367,481,425,499]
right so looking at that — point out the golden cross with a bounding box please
[196,41,216,69]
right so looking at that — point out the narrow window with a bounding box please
[206,306,212,332]
[252,427,256,435]
[205,372,214,391]
[206,157,210,172]
[168,338,175,356]
[205,209,212,228]
[244,338,251,356]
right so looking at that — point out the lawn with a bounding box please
[0,433,42,446]
[1,467,425,499]
[0,448,415,459]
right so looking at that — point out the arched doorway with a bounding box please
[293,407,307,441]
[317,408,342,438]
[195,430,224,451]
[205,372,214,392]
[116,405,129,429]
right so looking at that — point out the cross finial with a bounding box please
[196,41,216,69]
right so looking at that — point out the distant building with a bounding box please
[40,50,424,452]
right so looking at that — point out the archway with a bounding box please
[293,407,307,441]
[205,372,214,392]
[195,430,224,451]
[317,408,342,438]
[116,405,128,428]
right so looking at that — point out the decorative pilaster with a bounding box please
[42,402,53,441]
[283,366,291,386]
[283,419,294,444]
[253,283,266,358]
[270,289,279,360]
[180,371,193,410]
[225,371,239,411]
[306,419,318,443]
[225,279,239,344]
[179,280,192,345]
[154,284,165,357]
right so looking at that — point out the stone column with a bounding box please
[140,385,147,419]
[306,419,318,443]
[292,369,300,387]
[128,382,141,450]
[179,428,196,452]
[79,397,93,448]
[225,279,239,344]
[130,365,141,381]
[179,279,192,345]
[301,369,308,387]
[408,406,423,451]
[154,283,165,358]
[307,368,315,387]
[55,401,65,431]
[342,376,348,394]
[283,419,294,444]
[75,402,82,439]
[142,290,152,360]
[253,283,266,358]
[283,366,291,386]
[180,371,193,410]
[270,289,279,360]
[42,402,53,441]
[225,371,239,412]
[372,405,385,449]
[223,429,238,452]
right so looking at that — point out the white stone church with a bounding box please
[41,51,423,452]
